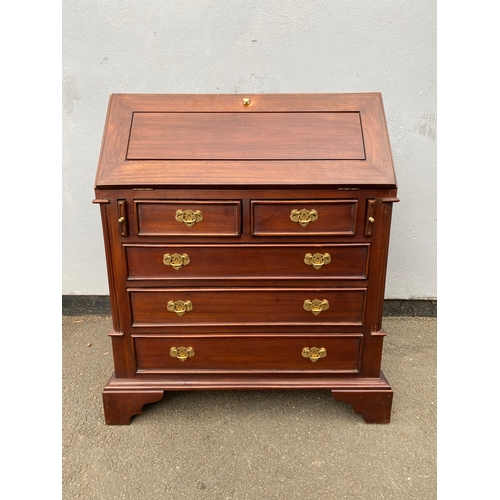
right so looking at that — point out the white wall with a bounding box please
[62,0,437,299]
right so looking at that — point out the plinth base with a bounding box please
[102,371,393,425]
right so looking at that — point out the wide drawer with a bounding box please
[134,334,363,373]
[134,200,241,236]
[129,288,366,327]
[251,200,358,236]
[125,243,370,281]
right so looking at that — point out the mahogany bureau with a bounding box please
[93,93,399,424]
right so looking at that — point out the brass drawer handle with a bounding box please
[303,299,329,316]
[175,209,203,228]
[163,253,190,270]
[290,208,318,227]
[167,300,193,316]
[302,347,327,363]
[304,252,331,270]
[170,346,195,362]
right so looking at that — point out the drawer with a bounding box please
[251,200,358,236]
[134,200,241,236]
[134,334,363,373]
[125,243,370,281]
[129,288,366,327]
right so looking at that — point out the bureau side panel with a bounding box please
[95,193,138,378]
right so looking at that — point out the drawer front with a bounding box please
[125,243,370,281]
[134,334,362,372]
[135,200,241,236]
[129,288,366,327]
[251,200,358,236]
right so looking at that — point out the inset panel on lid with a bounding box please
[127,112,365,160]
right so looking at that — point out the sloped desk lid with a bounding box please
[95,93,396,188]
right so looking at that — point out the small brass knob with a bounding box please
[242,97,250,106]
[368,217,375,223]
[118,217,125,223]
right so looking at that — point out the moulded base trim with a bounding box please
[102,371,393,425]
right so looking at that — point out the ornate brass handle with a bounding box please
[290,208,318,227]
[167,300,193,316]
[304,252,331,270]
[175,209,203,228]
[302,347,327,363]
[163,253,190,271]
[303,299,329,316]
[170,346,195,362]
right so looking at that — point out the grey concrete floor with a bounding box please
[63,316,436,499]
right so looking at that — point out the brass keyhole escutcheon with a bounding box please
[163,253,190,271]
[290,208,318,227]
[175,209,203,228]
[242,97,250,105]
[167,300,193,316]
[303,299,329,316]
[170,346,195,362]
[304,252,331,270]
[302,347,327,363]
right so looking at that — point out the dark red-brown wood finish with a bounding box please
[94,93,398,424]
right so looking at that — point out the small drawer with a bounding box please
[134,334,363,373]
[134,200,241,236]
[129,288,366,327]
[125,243,370,281]
[251,200,358,236]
